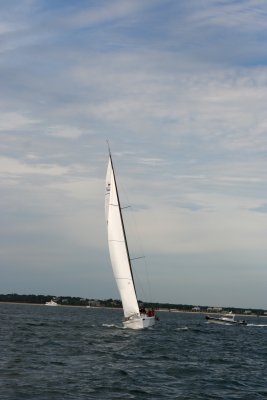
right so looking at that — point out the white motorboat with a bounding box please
[205,312,247,325]
[45,300,58,306]
[105,147,157,329]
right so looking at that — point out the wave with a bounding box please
[102,323,123,329]
[175,326,189,331]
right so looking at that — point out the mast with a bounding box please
[108,148,138,299]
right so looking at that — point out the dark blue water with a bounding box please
[0,304,266,399]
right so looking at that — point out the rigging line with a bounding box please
[127,199,153,304]
[118,182,147,301]
[128,224,149,301]
[119,179,153,304]
[130,254,149,303]
[110,204,131,209]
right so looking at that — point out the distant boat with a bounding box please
[205,312,247,325]
[105,148,156,329]
[45,300,58,306]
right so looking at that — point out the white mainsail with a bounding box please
[105,156,140,318]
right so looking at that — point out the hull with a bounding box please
[45,301,58,306]
[206,316,247,325]
[123,315,155,330]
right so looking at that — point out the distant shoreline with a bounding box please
[0,301,112,309]
[0,302,263,317]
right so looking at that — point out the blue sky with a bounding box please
[1,0,266,309]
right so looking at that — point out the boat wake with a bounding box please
[175,326,189,331]
[102,323,123,329]
[247,323,267,327]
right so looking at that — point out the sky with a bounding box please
[0,0,266,309]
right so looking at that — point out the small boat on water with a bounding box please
[205,311,247,325]
[45,300,58,306]
[105,147,157,330]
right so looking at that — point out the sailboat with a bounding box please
[105,149,156,329]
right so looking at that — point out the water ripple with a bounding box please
[0,304,266,399]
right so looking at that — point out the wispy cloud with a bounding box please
[46,125,83,139]
[60,1,146,29]
[0,112,39,131]
[0,156,69,178]
[187,0,267,32]
[0,0,266,307]
[250,203,267,213]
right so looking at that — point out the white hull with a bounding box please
[206,318,233,325]
[206,316,247,325]
[45,300,58,306]
[123,315,155,330]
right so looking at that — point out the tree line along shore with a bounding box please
[0,293,266,316]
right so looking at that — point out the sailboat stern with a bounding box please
[123,314,155,330]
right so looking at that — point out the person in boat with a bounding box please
[149,309,160,320]
[139,306,146,314]
[147,309,155,317]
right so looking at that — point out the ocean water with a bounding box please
[0,304,266,400]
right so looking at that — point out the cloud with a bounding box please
[0,21,18,35]
[187,0,267,32]
[0,156,69,178]
[46,125,83,139]
[0,0,267,307]
[0,112,38,131]
[60,1,146,29]
[250,203,267,213]
[135,197,267,255]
